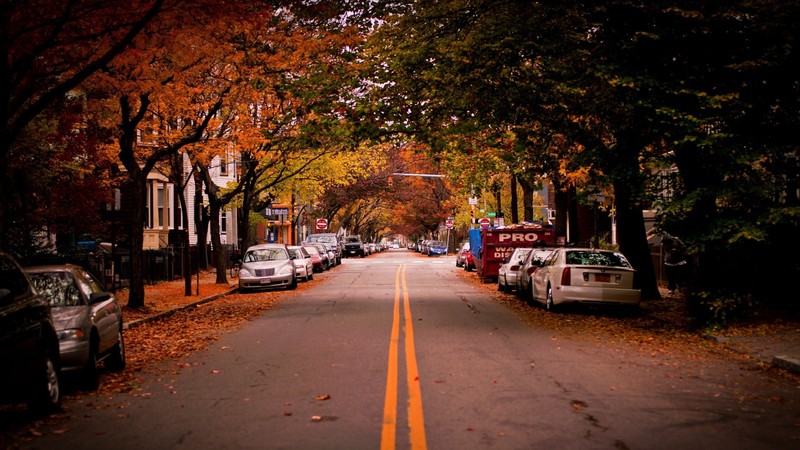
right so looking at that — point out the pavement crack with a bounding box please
[460,295,479,314]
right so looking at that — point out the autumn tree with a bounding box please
[0,0,167,250]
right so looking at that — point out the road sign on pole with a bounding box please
[479,218,491,229]
[316,218,328,230]
[445,219,454,229]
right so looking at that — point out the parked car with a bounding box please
[343,235,366,258]
[238,244,298,291]
[516,248,556,301]
[455,242,470,267]
[305,233,342,264]
[311,243,332,269]
[497,247,533,292]
[0,251,62,414]
[25,264,126,390]
[464,247,475,272]
[322,243,338,266]
[301,244,326,273]
[288,246,314,281]
[530,248,641,311]
[426,240,447,256]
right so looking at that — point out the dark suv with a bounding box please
[343,236,366,258]
[0,251,62,414]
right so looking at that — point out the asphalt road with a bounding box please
[13,250,800,449]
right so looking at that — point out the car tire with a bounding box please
[545,286,557,312]
[497,278,505,292]
[288,275,298,290]
[84,343,100,391]
[28,349,61,415]
[307,272,313,281]
[106,328,126,372]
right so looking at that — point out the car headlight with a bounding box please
[280,265,294,276]
[239,268,252,278]
[58,328,85,342]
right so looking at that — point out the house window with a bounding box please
[220,155,228,176]
[145,184,152,228]
[221,211,227,234]
[157,186,165,227]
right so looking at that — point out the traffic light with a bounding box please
[388,176,393,187]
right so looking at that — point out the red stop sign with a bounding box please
[316,218,328,230]
[479,218,491,229]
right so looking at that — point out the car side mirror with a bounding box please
[89,292,111,304]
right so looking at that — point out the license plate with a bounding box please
[594,274,610,282]
[260,278,271,284]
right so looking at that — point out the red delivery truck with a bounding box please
[472,223,556,280]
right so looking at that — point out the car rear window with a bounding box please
[565,251,631,267]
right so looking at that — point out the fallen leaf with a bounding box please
[316,394,331,401]
[311,416,322,422]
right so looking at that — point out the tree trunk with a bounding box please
[208,201,229,285]
[126,173,147,309]
[194,171,209,269]
[510,174,519,224]
[613,177,660,300]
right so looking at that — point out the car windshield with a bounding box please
[565,251,631,268]
[430,241,445,247]
[288,248,306,259]
[244,248,289,262]
[303,246,320,255]
[28,272,81,307]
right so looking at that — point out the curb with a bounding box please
[123,287,239,330]
[706,335,800,376]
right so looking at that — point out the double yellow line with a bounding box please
[382,264,427,450]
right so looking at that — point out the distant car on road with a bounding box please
[530,248,641,311]
[0,251,62,414]
[25,264,126,390]
[426,240,447,256]
[238,244,298,291]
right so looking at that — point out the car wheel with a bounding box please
[288,275,298,290]
[545,286,557,312]
[28,349,61,415]
[83,344,100,391]
[308,272,314,281]
[106,328,126,372]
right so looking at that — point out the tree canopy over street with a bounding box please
[1,0,797,326]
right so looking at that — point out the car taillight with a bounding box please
[510,265,520,271]
[560,267,571,286]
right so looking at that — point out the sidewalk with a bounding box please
[707,332,800,376]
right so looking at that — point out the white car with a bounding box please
[288,245,314,282]
[530,248,641,311]
[238,244,297,291]
[516,248,556,301]
[497,247,533,292]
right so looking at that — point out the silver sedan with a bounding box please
[25,264,126,390]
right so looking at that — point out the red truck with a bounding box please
[469,223,556,280]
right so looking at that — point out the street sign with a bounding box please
[315,218,328,230]
[468,196,478,205]
[479,218,491,229]
[445,219,454,229]
[487,212,496,217]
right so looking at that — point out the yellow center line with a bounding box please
[402,264,428,450]
[381,264,428,450]
[381,265,402,450]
